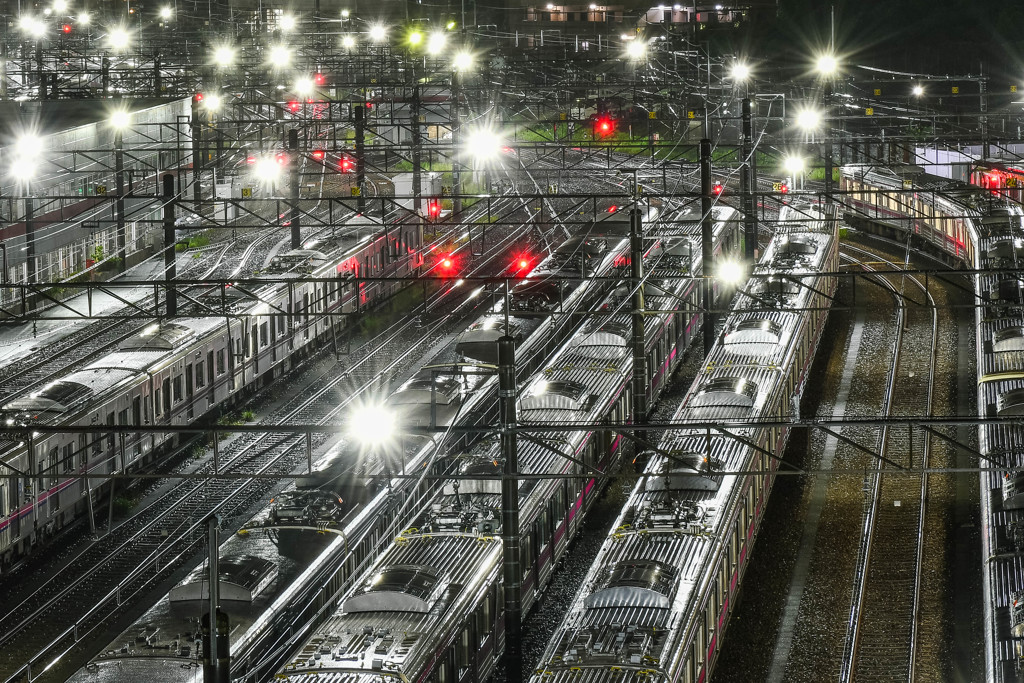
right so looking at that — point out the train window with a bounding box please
[78,438,87,469]
[185,365,194,397]
[251,325,258,355]
[458,627,472,668]
[162,377,171,412]
[259,322,268,347]
[217,350,226,375]
[132,397,141,426]
[196,361,205,388]
[173,376,182,403]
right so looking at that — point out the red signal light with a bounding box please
[595,116,614,137]
[61,24,72,33]
[519,259,529,269]
[288,100,300,112]
[194,92,204,103]
[712,182,724,196]
[779,183,789,194]
[340,157,353,172]
[442,258,453,268]
[314,73,325,85]
[427,199,442,218]
[608,205,618,213]
[312,150,325,161]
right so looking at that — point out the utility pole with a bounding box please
[451,69,462,218]
[162,173,177,316]
[498,335,521,683]
[191,95,203,210]
[824,81,834,205]
[629,204,648,444]
[354,104,366,213]
[700,138,715,357]
[740,97,756,261]
[288,128,301,249]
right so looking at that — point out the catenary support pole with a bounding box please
[700,138,715,357]
[289,128,301,249]
[741,97,757,261]
[162,173,178,316]
[115,129,126,272]
[498,335,521,683]
[354,104,366,213]
[630,205,648,439]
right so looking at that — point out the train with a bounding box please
[65,198,742,682]
[0,211,423,571]
[268,203,742,683]
[528,202,837,683]
[839,162,1024,682]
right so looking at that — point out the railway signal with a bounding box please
[436,253,458,277]
[513,254,533,275]
[427,199,442,220]
[340,157,353,172]
[311,149,325,161]
[712,182,724,196]
[594,115,615,137]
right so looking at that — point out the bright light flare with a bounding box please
[19,16,46,38]
[294,77,314,96]
[348,401,397,450]
[109,109,130,129]
[9,133,43,181]
[426,31,446,55]
[53,0,68,12]
[718,260,745,286]
[254,157,281,181]
[342,34,356,48]
[912,84,924,97]
[783,156,805,175]
[159,6,172,19]
[795,107,821,130]
[368,24,387,42]
[453,51,473,71]
[106,27,130,50]
[203,93,222,111]
[730,62,751,81]
[212,45,235,67]
[466,127,502,162]
[77,12,89,24]
[279,13,296,31]
[625,39,647,60]
[816,53,838,75]
[408,30,423,46]
[268,44,291,66]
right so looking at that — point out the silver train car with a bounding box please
[268,205,742,683]
[65,200,718,682]
[529,203,837,683]
[0,213,422,570]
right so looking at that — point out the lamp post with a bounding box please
[730,61,757,261]
[784,155,806,192]
[10,134,42,301]
[815,53,839,204]
[451,51,474,219]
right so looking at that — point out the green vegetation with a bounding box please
[111,494,140,517]
[241,409,256,421]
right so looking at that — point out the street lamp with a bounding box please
[268,44,291,67]
[368,24,387,42]
[110,110,130,272]
[10,133,43,290]
[294,77,314,97]
[342,35,356,49]
[254,156,281,194]
[212,44,235,68]
[784,155,805,190]
[730,62,751,83]
[427,31,446,55]
[408,30,423,47]
[203,93,222,112]
[452,51,473,71]
[717,259,745,286]
[912,84,924,97]
[159,6,172,19]
[279,13,296,31]
[624,39,646,60]
[348,401,399,477]
[795,107,821,133]
[106,26,130,51]
[815,53,838,77]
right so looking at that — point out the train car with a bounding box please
[63,201,741,682]
[528,202,837,683]
[0,212,423,570]
[268,204,741,683]
[971,160,1024,205]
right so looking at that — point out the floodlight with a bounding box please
[213,45,235,67]
[816,53,838,76]
[10,133,43,181]
[795,108,821,130]
[107,27,130,51]
[342,34,356,48]
[268,44,291,66]
[408,30,423,46]
[159,6,172,19]
[53,0,68,12]
[466,127,502,161]
[348,402,397,449]
[109,110,131,129]
[279,13,296,31]
[19,16,46,38]
[341,9,350,18]
[446,20,456,29]
[730,62,751,81]
[625,39,646,60]
[294,77,314,96]
[783,156,805,175]
[254,157,281,181]
[426,31,446,55]
[718,260,744,286]
[453,51,473,71]
[368,24,386,42]
[912,84,924,97]
[204,93,222,111]
[77,12,89,24]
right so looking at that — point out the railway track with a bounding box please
[0,215,530,683]
[839,243,939,682]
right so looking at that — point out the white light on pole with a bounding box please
[426,31,446,55]
[107,27,130,51]
[10,133,43,184]
[816,53,838,76]
[279,13,296,31]
[348,402,397,451]
[159,6,172,19]
[718,260,745,286]
[268,45,291,66]
[19,16,46,38]
[77,11,89,24]
[368,24,387,42]
[213,45,235,68]
[783,156,805,175]
[53,0,68,12]
[342,34,356,48]
[453,51,473,71]
[912,84,924,97]
[466,127,503,162]
[625,39,647,60]
[795,107,821,131]
[730,62,751,82]
[109,109,131,130]
[408,30,423,46]
[204,93,222,112]
[294,77,314,97]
